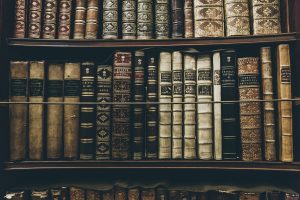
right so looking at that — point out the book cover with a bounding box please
[122,0,137,39]
[184,0,194,38]
[85,0,99,39]
[74,0,87,39]
[155,0,170,39]
[42,0,58,39]
[137,0,153,39]
[103,0,118,39]
[58,0,72,39]
[28,0,42,38]
[171,0,184,38]
[13,0,26,38]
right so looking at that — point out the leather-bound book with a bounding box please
[114,186,127,200]
[103,0,118,39]
[225,0,250,36]
[87,189,101,200]
[122,0,137,39]
[4,191,27,200]
[172,51,183,159]
[155,0,170,39]
[221,50,240,160]
[64,63,81,160]
[238,57,262,161]
[128,187,140,200]
[137,0,153,39]
[96,65,112,160]
[80,62,96,160]
[171,0,183,38]
[197,54,213,160]
[31,189,49,200]
[13,0,26,38]
[112,52,132,159]
[169,190,180,200]
[28,0,42,38]
[158,52,172,159]
[133,50,146,160]
[184,0,194,38]
[70,187,85,200]
[194,0,224,37]
[50,188,62,199]
[260,47,276,161]
[85,0,99,39]
[183,53,197,159]
[277,44,293,162]
[28,61,45,160]
[251,0,281,35]
[74,0,87,39]
[239,192,261,200]
[47,63,64,160]
[58,0,72,39]
[142,189,156,200]
[284,193,300,200]
[103,189,114,200]
[42,0,58,39]
[156,187,168,200]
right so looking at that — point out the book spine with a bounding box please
[114,186,127,200]
[85,0,99,39]
[194,0,224,37]
[87,190,101,200]
[42,0,58,39]
[14,0,26,38]
[80,62,96,160]
[31,190,49,199]
[238,57,262,161]
[172,51,183,159]
[141,189,156,200]
[128,187,140,200]
[28,0,42,38]
[158,51,172,159]
[74,0,87,39]
[112,52,132,159]
[58,0,72,39]
[277,44,293,162]
[64,62,81,160]
[197,54,213,160]
[50,188,62,199]
[4,191,26,200]
[155,0,170,39]
[183,54,197,159]
[96,65,112,160]
[103,190,114,200]
[47,63,64,160]
[284,193,300,200]
[225,0,250,36]
[28,61,45,160]
[156,187,168,200]
[169,190,180,199]
[239,192,261,200]
[137,0,153,39]
[9,61,28,161]
[260,47,276,161]
[70,187,85,200]
[184,0,194,38]
[171,0,184,38]
[122,0,137,39]
[103,0,118,39]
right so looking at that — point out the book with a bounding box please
[112,52,132,159]
[209,190,238,199]
[122,0,137,39]
[277,44,293,162]
[103,190,114,200]
[64,62,81,160]
[158,51,172,159]
[156,187,168,200]
[47,63,64,160]
[137,0,153,39]
[70,187,85,200]
[171,0,184,38]
[87,189,101,200]
[58,0,72,39]
[114,186,127,200]
[225,0,250,36]
[169,190,180,199]
[103,0,118,39]
[284,193,300,200]
[128,187,140,200]
[31,189,49,200]
[28,0,42,38]
[13,0,26,38]
[61,187,69,199]
[155,0,170,39]
[74,0,87,39]
[142,189,156,200]
[184,0,194,38]
[238,57,262,161]
[4,191,27,200]
[194,0,224,37]
[196,54,213,160]
[85,0,99,39]
[42,0,58,39]
[50,188,62,199]
[179,191,190,199]
[239,192,261,200]
[28,61,45,160]
[266,191,281,200]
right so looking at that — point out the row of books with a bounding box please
[13,0,283,39]
[9,44,292,162]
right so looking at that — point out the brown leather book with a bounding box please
[128,187,140,200]
[74,0,87,39]
[70,187,85,200]
[239,192,261,200]
[142,189,155,200]
[42,0,58,39]
[114,186,127,200]
[58,0,72,39]
[13,0,26,38]
[85,0,99,39]
[184,0,193,38]
[103,189,114,200]
[28,0,42,38]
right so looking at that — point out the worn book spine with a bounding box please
[238,57,262,161]
[239,192,261,200]
[87,190,101,200]
[184,0,194,38]
[70,187,85,200]
[4,191,26,200]
[58,0,72,39]
[114,186,127,200]
[74,0,87,39]
[172,51,183,159]
[28,0,42,38]
[171,0,183,38]
[42,0,58,39]
[225,0,250,36]
[159,52,172,159]
[64,63,81,160]
[96,65,112,160]
[9,61,28,161]
[156,187,168,200]
[50,188,62,199]
[112,52,132,159]
[85,0,99,39]
[14,0,26,38]
[80,62,96,160]
[31,190,49,200]
[261,47,276,161]
[47,63,64,160]
[277,44,293,162]
[194,0,224,37]
[122,0,137,39]
[28,61,45,160]
[252,0,281,35]
[103,0,118,39]
[137,0,153,39]
[142,189,156,200]
[128,187,140,200]
[155,0,170,39]
[183,54,197,159]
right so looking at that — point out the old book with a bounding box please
[238,57,262,161]
[58,0,72,39]
[112,52,132,159]
[266,191,281,200]
[103,190,114,200]
[184,0,194,38]
[179,191,190,199]
[197,54,213,160]
[96,65,112,160]
[87,190,101,200]
[70,187,85,200]
[239,192,261,200]
[209,190,238,200]
[137,0,153,39]
[47,63,64,159]
[260,47,276,161]
[103,0,118,39]
[122,0,137,39]
[13,0,26,38]
[142,189,156,200]
[156,187,168,200]
[284,193,300,200]
[31,189,49,200]
[28,61,45,160]
[4,191,27,200]
[42,0,58,39]
[252,0,281,35]
[61,187,69,200]
[225,0,250,36]
[277,44,293,162]
[74,0,87,39]
[172,51,183,159]
[114,186,127,200]
[80,62,96,160]
[50,188,62,199]
[155,0,170,39]
[128,187,140,200]
[171,0,184,38]
[169,190,180,199]
[183,53,197,159]
[64,63,81,160]
[85,0,99,39]
[28,0,42,38]
[159,51,172,159]
[194,0,224,37]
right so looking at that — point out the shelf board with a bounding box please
[6,33,297,48]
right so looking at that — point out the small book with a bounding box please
[156,187,168,200]
[31,189,49,200]
[70,187,85,200]
[155,0,170,39]
[122,0,137,39]
[42,0,58,39]
[239,192,261,200]
[137,0,153,39]
[128,187,140,200]
[74,0,87,39]
[28,0,42,38]
[4,191,27,200]
[171,0,184,38]
[103,0,118,39]
[114,186,127,200]
[184,0,194,38]
[87,189,101,200]
[85,0,99,39]
[142,188,156,200]
[13,0,26,38]
[58,0,72,39]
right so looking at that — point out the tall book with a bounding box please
[238,57,262,161]
[194,0,224,37]
[128,187,140,200]
[47,63,64,160]
[14,0,26,38]
[183,53,197,159]
[155,0,170,39]
[196,54,213,160]
[4,191,27,200]
[260,47,276,161]
[112,52,132,159]
[9,61,28,161]
[158,51,172,159]
[70,187,85,200]
[239,192,261,200]
[85,0,99,39]
[184,0,194,38]
[171,0,183,38]
[28,61,45,160]
[96,65,112,160]
[58,0,72,39]
[31,190,49,200]
[64,63,81,160]
[42,0,58,39]
[122,0,137,39]
[225,0,250,36]
[28,0,42,38]
[277,44,293,162]
[137,0,153,39]
[80,62,96,160]
[74,0,87,39]
[103,0,118,39]
[142,189,156,200]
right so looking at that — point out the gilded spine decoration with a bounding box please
[58,0,72,39]
[28,0,42,38]
[103,0,118,39]
[137,0,153,39]
[14,0,26,38]
[155,0,170,39]
[122,0,137,39]
[42,0,58,39]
